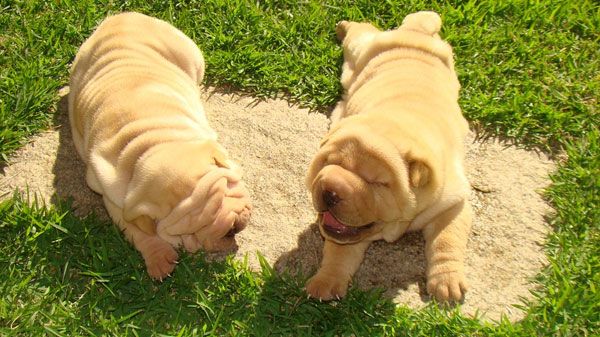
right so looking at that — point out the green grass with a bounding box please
[0,0,598,336]
[0,197,518,336]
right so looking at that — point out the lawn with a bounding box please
[0,0,598,336]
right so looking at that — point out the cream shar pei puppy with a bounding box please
[305,11,472,302]
[68,12,251,280]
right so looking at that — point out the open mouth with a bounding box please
[320,211,374,239]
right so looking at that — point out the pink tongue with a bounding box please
[322,211,349,231]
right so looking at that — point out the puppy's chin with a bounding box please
[318,211,378,244]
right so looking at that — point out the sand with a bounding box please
[0,87,556,322]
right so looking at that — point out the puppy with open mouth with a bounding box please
[68,12,251,280]
[305,11,472,302]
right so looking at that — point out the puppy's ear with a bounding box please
[212,145,231,169]
[408,160,431,188]
[210,142,246,179]
[409,155,470,228]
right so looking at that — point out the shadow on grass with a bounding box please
[0,94,395,335]
[0,197,397,336]
[468,121,563,161]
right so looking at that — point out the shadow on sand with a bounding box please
[50,90,107,218]
[274,221,431,304]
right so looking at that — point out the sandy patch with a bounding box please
[0,87,555,322]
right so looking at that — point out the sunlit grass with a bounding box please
[0,0,598,336]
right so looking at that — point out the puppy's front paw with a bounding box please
[142,240,179,281]
[427,271,467,302]
[305,272,350,301]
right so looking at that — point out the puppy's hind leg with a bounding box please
[103,196,178,280]
[336,21,379,89]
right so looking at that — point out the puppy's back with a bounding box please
[68,12,208,159]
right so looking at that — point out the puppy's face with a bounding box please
[125,140,251,253]
[308,158,396,244]
[176,165,252,253]
[306,118,429,244]
[158,147,252,253]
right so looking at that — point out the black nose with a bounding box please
[225,224,242,237]
[323,190,341,208]
[226,215,249,237]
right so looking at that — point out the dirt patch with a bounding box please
[0,87,555,322]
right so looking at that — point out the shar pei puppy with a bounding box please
[305,11,472,302]
[68,12,251,280]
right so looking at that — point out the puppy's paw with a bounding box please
[426,271,467,302]
[143,240,179,281]
[335,20,351,41]
[305,272,350,301]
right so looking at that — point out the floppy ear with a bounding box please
[403,147,436,190]
[211,144,232,169]
[404,150,458,226]
[409,158,469,228]
[408,159,431,188]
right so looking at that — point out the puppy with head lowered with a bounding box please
[305,11,472,302]
[68,12,251,280]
